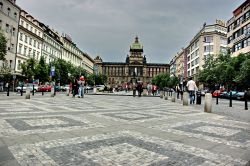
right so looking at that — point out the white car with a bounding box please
[96,85,105,91]
[16,84,39,92]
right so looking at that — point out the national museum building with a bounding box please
[94,36,170,85]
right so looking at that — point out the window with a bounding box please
[33,40,36,47]
[220,37,227,45]
[26,23,28,29]
[20,20,24,26]
[37,51,40,59]
[12,28,15,36]
[243,38,250,48]
[38,32,41,37]
[204,45,213,52]
[18,44,22,54]
[28,48,32,57]
[0,2,3,10]
[5,24,9,33]
[34,29,37,35]
[14,12,17,19]
[10,43,14,51]
[29,38,32,45]
[25,35,27,43]
[7,8,10,16]
[19,33,23,41]
[234,43,242,51]
[38,42,40,49]
[243,23,250,35]
[204,36,213,43]
[30,26,33,32]
[24,46,27,56]
[17,60,21,70]
[33,50,36,58]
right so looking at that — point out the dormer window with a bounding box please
[7,7,10,16]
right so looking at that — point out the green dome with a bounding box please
[130,36,143,50]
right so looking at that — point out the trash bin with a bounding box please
[196,90,201,105]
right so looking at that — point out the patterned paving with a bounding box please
[0,95,249,166]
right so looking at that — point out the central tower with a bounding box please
[128,36,144,64]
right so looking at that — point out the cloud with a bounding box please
[17,0,244,63]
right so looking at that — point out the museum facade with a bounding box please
[94,36,170,85]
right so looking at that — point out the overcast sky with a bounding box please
[17,0,243,63]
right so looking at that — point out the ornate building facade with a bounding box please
[94,36,170,85]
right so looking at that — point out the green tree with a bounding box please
[0,31,7,61]
[35,56,49,84]
[152,73,170,89]
[21,58,37,82]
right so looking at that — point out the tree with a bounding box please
[21,58,37,82]
[35,56,49,84]
[152,73,170,89]
[0,31,7,61]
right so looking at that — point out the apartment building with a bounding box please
[186,21,227,80]
[0,0,20,71]
[227,0,250,57]
[15,10,43,73]
[39,22,63,64]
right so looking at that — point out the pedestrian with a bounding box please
[152,85,157,96]
[78,82,84,98]
[132,83,137,97]
[186,77,198,104]
[176,84,180,99]
[147,83,152,96]
[5,82,9,92]
[137,82,143,97]
[72,79,78,98]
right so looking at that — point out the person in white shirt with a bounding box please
[186,77,198,104]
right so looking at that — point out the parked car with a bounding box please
[85,85,93,90]
[62,85,70,91]
[235,92,245,100]
[38,85,51,92]
[212,90,221,97]
[225,91,238,99]
[16,84,39,92]
[96,85,105,91]
[220,91,228,98]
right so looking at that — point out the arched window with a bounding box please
[14,12,17,19]
[7,7,11,16]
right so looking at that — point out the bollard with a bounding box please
[160,91,163,98]
[7,84,9,96]
[196,90,201,105]
[66,88,69,96]
[32,85,35,96]
[25,88,30,99]
[229,91,232,107]
[21,85,23,96]
[170,91,172,97]
[183,92,189,106]
[204,93,212,113]
[245,91,248,110]
[42,90,44,96]
[51,87,55,97]
[216,91,219,105]
[171,92,176,102]
[165,95,168,100]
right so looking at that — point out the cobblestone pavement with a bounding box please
[0,95,250,166]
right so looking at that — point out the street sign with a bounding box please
[50,66,55,77]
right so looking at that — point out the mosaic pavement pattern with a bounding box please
[0,95,249,165]
[8,131,248,166]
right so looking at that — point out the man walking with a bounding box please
[186,77,197,104]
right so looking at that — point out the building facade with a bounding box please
[39,22,63,64]
[0,0,20,72]
[227,0,250,57]
[94,36,169,85]
[185,21,227,80]
[15,10,43,73]
[60,34,94,75]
